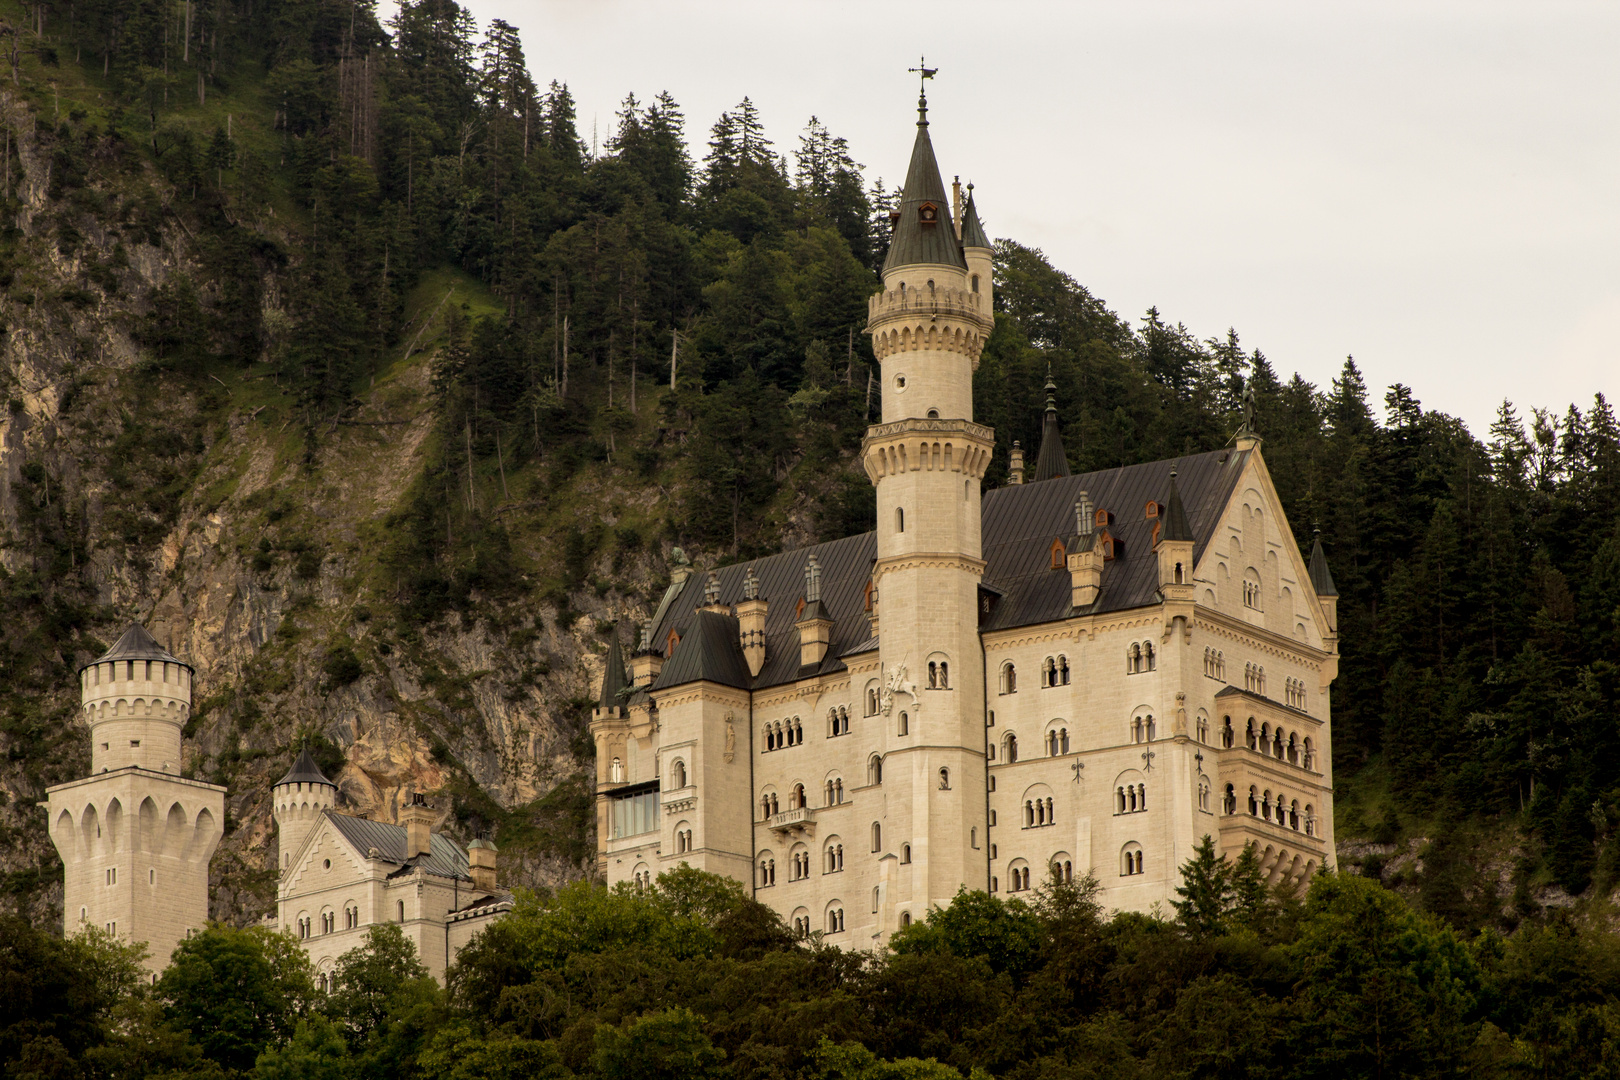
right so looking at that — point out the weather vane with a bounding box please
[909,56,938,86]
[909,57,938,121]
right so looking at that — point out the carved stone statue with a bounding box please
[723,715,736,763]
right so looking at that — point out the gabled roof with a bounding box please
[276,746,334,788]
[882,102,968,273]
[650,609,754,691]
[84,623,188,672]
[599,627,628,707]
[960,189,990,249]
[324,812,469,880]
[1308,535,1338,597]
[644,448,1253,692]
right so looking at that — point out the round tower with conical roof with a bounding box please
[79,623,194,774]
[273,747,338,871]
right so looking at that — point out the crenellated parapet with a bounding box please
[861,417,995,484]
[866,284,993,366]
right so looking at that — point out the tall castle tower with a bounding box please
[45,624,225,978]
[862,91,996,914]
[272,746,338,871]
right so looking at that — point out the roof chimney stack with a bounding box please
[467,837,497,892]
[401,792,435,859]
[1008,441,1025,485]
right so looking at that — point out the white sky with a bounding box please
[383,0,1620,437]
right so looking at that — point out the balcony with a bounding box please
[768,807,816,836]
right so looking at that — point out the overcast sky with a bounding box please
[385,1,1619,438]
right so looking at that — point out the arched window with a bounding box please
[1197,715,1209,743]
[1121,843,1144,876]
[871,822,882,852]
[1303,737,1316,770]
[610,757,624,782]
[1223,784,1237,815]
[1129,643,1142,673]
[896,507,905,533]
[1043,657,1057,687]
[1221,716,1234,748]
[970,827,978,849]
[1289,799,1301,830]
[1247,786,1258,815]
[397,901,404,922]
[791,784,806,810]
[938,768,950,790]
[901,843,912,864]
[1144,642,1156,671]
[1058,656,1070,685]
[939,661,949,689]
[866,687,879,715]
[1000,662,1017,694]
[898,711,909,736]
[1287,732,1299,764]
[1304,804,1316,836]
[1246,718,1257,749]
[1174,561,1184,584]
[869,754,884,785]
[759,857,776,887]
[1262,789,1274,821]
[873,886,881,913]
[1003,733,1018,763]
[671,759,687,789]
[825,839,844,873]
[928,661,938,688]
[827,906,845,934]
[1050,539,1066,570]
[1198,777,1211,813]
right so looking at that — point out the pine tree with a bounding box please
[1172,835,1233,937]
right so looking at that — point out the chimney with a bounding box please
[1068,493,1102,609]
[629,622,664,687]
[795,554,834,669]
[736,565,768,677]
[401,792,435,859]
[1008,441,1025,485]
[467,837,497,892]
[952,175,963,240]
[699,571,728,615]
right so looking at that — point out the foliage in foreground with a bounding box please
[10,861,1620,1079]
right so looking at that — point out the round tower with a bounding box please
[79,623,193,774]
[273,747,337,871]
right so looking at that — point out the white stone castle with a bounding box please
[46,624,508,983]
[590,97,1341,943]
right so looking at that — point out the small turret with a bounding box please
[960,184,994,313]
[594,627,630,722]
[629,622,663,688]
[1156,469,1195,599]
[79,623,193,775]
[273,745,337,871]
[1033,366,1069,482]
[795,554,834,669]
[1308,530,1339,636]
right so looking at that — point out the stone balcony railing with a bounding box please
[767,807,816,835]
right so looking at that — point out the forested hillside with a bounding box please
[0,0,1616,947]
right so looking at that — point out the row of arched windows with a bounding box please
[1047,728,1070,756]
[1024,797,1055,827]
[764,717,803,751]
[758,857,776,886]
[1204,647,1226,679]
[1122,843,1145,875]
[1115,784,1147,814]
[829,706,850,736]
[675,827,693,853]
[1245,662,1266,695]
[1225,784,1317,835]
[1243,573,1263,609]
[927,661,951,689]
[1128,641,1157,674]
[1242,718,1316,769]
[824,778,846,804]
[1131,713,1157,743]
[1285,677,1307,710]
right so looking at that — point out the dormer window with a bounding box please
[1145,501,1162,519]
[918,202,939,225]
[665,630,680,658]
[1050,539,1066,570]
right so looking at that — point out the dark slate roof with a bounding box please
[645,449,1252,692]
[1162,471,1193,543]
[960,190,990,249]
[1308,535,1338,597]
[325,812,470,880]
[1033,405,1069,482]
[980,449,1250,631]
[276,746,335,788]
[84,623,188,671]
[882,105,968,273]
[599,627,628,707]
[650,608,755,691]
[1214,684,1311,716]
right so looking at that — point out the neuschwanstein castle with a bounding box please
[42,96,1338,976]
[588,95,1340,943]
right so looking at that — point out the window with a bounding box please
[106,867,116,885]
[1008,863,1032,891]
[1145,642,1156,671]
[873,886,882,913]
[149,868,155,884]
[671,759,687,789]
[1043,656,1057,687]
[1023,795,1055,827]
[1000,662,1017,694]
[830,707,850,736]
[1050,539,1066,570]
[1121,843,1144,876]
[902,843,912,863]
[760,791,780,819]
[790,784,806,810]
[1204,647,1227,679]
[1223,784,1237,815]
[1305,804,1317,836]
[1198,777,1212,813]
[897,507,905,533]
[1131,713,1155,743]
[1115,783,1147,814]
[1128,642,1141,673]
[869,755,884,785]
[1047,727,1069,756]
[676,826,694,853]
[610,757,624,783]
[792,848,811,879]
[759,857,776,887]
[610,783,659,838]
[898,711,909,736]
[972,273,981,293]
[1303,737,1316,771]
[1243,573,1262,609]
[1051,856,1074,884]
[793,914,811,938]
[1248,785,1259,815]
[990,809,998,825]
[871,822,883,851]
[824,777,845,804]
[1221,716,1234,748]
[1058,656,1070,685]
[938,768,950,790]
[825,840,844,873]
[1243,661,1264,694]
[970,827,978,849]
[989,776,996,792]
[1003,733,1018,763]
[1197,715,1209,743]
[1286,677,1307,710]
[827,907,845,934]
[397,901,405,922]
[866,686,879,715]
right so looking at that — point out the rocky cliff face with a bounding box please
[0,94,659,925]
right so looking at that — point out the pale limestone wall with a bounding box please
[655,685,754,884]
[276,814,487,984]
[46,769,224,977]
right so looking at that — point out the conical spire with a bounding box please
[882,96,968,274]
[599,625,629,708]
[276,744,335,788]
[1162,469,1193,543]
[83,622,188,671]
[1033,365,1069,482]
[960,184,990,249]
[1308,530,1338,596]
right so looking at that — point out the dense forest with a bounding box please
[0,0,1618,1073]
